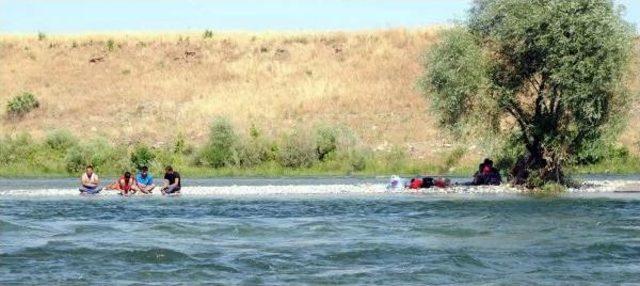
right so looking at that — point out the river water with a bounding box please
[1,177,640,285]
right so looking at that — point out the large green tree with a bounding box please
[421,0,635,187]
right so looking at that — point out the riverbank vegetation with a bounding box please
[0,121,443,178]
[1,119,638,178]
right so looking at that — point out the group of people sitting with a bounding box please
[387,175,452,190]
[79,165,182,196]
[472,158,501,186]
[387,158,502,190]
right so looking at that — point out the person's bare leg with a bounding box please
[134,184,149,194]
[131,184,142,194]
[144,184,156,194]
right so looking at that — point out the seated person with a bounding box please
[408,177,451,189]
[133,166,155,194]
[473,159,501,185]
[387,175,408,190]
[118,171,135,195]
[160,166,181,195]
[434,177,452,188]
[79,165,102,194]
[104,171,136,195]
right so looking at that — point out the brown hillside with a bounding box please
[1,29,638,159]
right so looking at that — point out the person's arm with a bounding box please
[161,178,169,189]
[135,176,143,187]
[171,177,180,187]
[93,175,100,186]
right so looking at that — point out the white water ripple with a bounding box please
[0,180,638,198]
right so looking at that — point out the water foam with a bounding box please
[0,180,638,198]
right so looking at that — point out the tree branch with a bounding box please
[505,103,534,150]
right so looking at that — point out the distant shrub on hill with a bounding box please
[6,92,40,118]
[106,39,115,51]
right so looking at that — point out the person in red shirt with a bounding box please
[107,171,135,195]
[120,172,135,195]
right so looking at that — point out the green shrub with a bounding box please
[324,125,370,172]
[525,170,545,189]
[277,130,317,168]
[440,146,466,172]
[130,144,156,169]
[203,30,214,39]
[106,39,115,51]
[527,182,567,198]
[494,133,526,176]
[315,125,338,161]
[6,92,40,118]
[339,148,372,172]
[382,146,408,172]
[0,133,38,165]
[575,141,630,165]
[46,129,77,152]
[37,32,46,41]
[349,151,369,172]
[65,139,130,174]
[173,133,194,155]
[152,147,180,173]
[64,145,87,173]
[237,126,277,168]
[200,117,240,168]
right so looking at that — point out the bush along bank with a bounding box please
[0,120,451,178]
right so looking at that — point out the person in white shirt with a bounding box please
[79,165,102,194]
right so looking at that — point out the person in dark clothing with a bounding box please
[473,159,502,186]
[161,166,181,195]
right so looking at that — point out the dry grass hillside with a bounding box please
[1,28,639,160]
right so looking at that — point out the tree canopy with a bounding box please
[421,0,636,187]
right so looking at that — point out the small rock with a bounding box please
[89,56,104,63]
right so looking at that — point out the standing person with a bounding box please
[160,166,181,195]
[79,165,102,194]
[133,166,155,194]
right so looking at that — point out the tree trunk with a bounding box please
[510,147,564,188]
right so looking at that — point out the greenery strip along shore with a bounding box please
[1,117,638,179]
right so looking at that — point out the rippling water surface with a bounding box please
[1,178,640,285]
